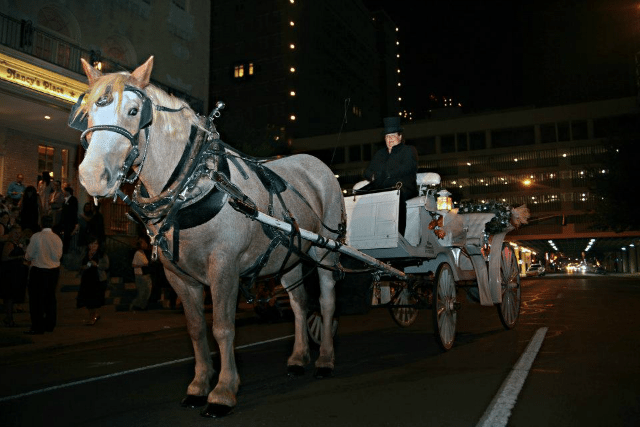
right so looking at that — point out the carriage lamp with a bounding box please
[437,189,452,211]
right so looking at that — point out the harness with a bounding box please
[69,87,346,301]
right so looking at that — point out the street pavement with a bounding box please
[0,267,258,362]
[1,267,637,363]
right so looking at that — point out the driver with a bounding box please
[362,116,418,234]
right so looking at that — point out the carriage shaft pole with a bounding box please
[253,211,407,281]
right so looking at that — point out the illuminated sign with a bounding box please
[0,52,87,103]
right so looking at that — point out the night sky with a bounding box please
[363,0,523,117]
[363,0,638,118]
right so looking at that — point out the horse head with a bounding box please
[75,56,155,197]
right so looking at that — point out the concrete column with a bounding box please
[629,246,637,273]
[621,250,629,273]
[614,252,622,272]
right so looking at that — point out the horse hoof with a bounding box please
[287,365,305,377]
[180,395,208,408]
[200,403,234,418]
[314,367,334,378]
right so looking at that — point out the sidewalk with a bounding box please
[0,267,258,361]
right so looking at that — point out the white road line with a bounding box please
[476,327,548,427]
[0,334,294,403]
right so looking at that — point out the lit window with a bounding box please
[234,65,244,78]
[61,149,68,179]
[248,63,254,75]
[38,145,54,173]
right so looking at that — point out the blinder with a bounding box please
[68,85,153,135]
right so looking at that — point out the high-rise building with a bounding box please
[210,0,400,146]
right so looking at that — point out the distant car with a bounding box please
[526,263,545,277]
[593,266,607,275]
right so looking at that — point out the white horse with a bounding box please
[72,56,344,417]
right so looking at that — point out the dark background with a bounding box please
[363,0,639,117]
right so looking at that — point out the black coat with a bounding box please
[364,143,418,199]
[61,196,78,232]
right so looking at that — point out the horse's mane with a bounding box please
[75,72,200,138]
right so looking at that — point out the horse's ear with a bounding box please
[131,56,154,88]
[81,58,102,85]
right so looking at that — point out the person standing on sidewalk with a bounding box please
[24,215,63,334]
[76,235,109,325]
[131,236,152,311]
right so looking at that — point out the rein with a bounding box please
[73,86,348,302]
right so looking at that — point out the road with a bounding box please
[1,274,639,426]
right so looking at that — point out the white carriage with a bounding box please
[316,172,523,350]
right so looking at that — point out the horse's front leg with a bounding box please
[164,270,214,408]
[281,264,310,375]
[201,263,241,417]
[315,259,337,378]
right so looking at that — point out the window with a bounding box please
[234,64,244,78]
[593,115,640,138]
[491,126,535,148]
[440,134,455,153]
[61,149,69,180]
[469,131,485,150]
[540,123,556,143]
[413,137,436,155]
[233,62,256,80]
[349,145,361,162]
[38,145,54,173]
[456,133,468,152]
[363,143,373,161]
[571,120,588,140]
[557,122,570,141]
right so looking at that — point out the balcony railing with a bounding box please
[0,12,204,113]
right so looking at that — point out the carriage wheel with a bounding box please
[497,245,521,329]
[306,311,338,346]
[388,282,419,327]
[432,263,458,351]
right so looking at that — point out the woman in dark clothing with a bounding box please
[1,225,28,327]
[76,235,109,325]
[19,185,41,233]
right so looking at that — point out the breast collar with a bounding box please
[117,125,233,261]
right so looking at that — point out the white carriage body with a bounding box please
[343,173,513,306]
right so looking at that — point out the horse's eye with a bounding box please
[128,108,139,116]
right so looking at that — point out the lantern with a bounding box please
[437,189,452,211]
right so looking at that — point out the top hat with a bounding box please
[382,116,403,135]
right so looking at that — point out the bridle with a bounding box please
[69,85,186,196]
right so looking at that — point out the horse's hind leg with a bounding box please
[281,264,310,375]
[311,247,337,378]
[164,270,214,407]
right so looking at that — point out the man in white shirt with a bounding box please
[24,215,63,334]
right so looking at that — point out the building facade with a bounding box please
[1,0,210,234]
[210,0,400,146]
[292,96,640,267]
